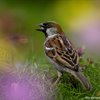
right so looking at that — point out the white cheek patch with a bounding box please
[46,28,57,36]
[46,28,53,36]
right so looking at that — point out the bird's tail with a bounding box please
[71,71,92,91]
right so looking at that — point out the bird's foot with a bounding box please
[53,71,62,86]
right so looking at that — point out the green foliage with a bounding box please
[56,61,100,100]
[39,57,100,100]
[0,1,100,99]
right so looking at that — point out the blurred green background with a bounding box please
[0,0,100,100]
[0,0,100,69]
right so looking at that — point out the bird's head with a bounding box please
[37,21,64,37]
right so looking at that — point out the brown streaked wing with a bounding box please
[45,35,79,71]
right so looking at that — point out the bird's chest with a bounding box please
[45,36,64,50]
[44,36,65,72]
[46,55,64,72]
[44,35,65,57]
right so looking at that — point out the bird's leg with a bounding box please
[53,71,62,86]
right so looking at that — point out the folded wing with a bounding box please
[45,35,79,71]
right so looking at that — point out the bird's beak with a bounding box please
[38,23,44,27]
[36,23,45,31]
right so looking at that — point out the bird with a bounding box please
[37,21,92,91]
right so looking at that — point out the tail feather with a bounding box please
[72,71,92,91]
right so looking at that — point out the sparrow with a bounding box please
[37,21,92,91]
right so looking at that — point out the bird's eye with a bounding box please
[46,24,50,27]
[43,23,50,27]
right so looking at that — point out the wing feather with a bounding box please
[45,35,79,71]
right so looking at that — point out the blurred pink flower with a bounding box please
[74,20,100,55]
[0,64,54,100]
[81,23,100,50]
